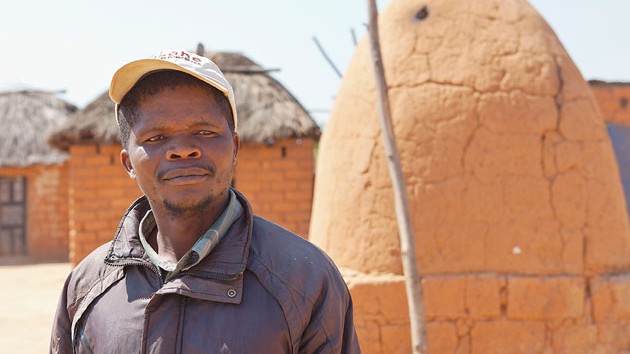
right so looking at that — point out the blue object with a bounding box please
[607,122,630,213]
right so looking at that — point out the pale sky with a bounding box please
[1,0,628,125]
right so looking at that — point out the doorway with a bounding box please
[0,176,27,256]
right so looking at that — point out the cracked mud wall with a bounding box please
[310,0,630,352]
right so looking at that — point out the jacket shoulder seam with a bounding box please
[67,264,119,310]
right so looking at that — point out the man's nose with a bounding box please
[166,138,201,160]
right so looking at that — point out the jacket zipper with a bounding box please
[105,258,163,280]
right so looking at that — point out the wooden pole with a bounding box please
[365,1,428,353]
[312,36,343,78]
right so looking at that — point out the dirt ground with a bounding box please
[0,261,71,353]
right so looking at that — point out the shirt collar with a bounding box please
[138,189,243,280]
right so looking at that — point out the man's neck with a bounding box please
[148,196,229,262]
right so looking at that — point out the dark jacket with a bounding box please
[50,191,360,353]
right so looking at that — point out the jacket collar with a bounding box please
[105,189,254,277]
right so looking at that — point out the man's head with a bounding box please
[110,49,238,149]
[116,71,234,149]
[109,50,240,218]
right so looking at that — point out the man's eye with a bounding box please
[198,130,215,136]
[147,135,164,142]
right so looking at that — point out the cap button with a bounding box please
[226,289,237,298]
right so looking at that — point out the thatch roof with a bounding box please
[48,51,320,151]
[48,91,117,151]
[0,90,76,167]
[209,51,320,144]
[589,79,630,87]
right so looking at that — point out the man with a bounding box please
[50,49,360,353]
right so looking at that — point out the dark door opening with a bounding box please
[0,176,27,256]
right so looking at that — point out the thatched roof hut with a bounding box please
[47,91,117,151]
[49,51,320,150]
[0,90,76,167]
[208,51,320,144]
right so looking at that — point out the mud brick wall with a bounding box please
[591,82,630,224]
[27,165,70,260]
[0,165,69,260]
[590,82,630,125]
[68,140,316,264]
[347,273,630,353]
[235,139,315,238]
[68,144,141,264]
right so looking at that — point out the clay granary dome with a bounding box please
[311,0,630,276]
[310,0,630,351]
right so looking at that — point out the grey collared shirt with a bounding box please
[138,189,243,281]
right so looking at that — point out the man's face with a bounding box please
[120,85,239,217]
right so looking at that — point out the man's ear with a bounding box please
[232,132,240,165]
[120,149,136,179]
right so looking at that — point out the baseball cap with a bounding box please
[109,49,238,131]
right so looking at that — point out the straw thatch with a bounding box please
[208,51,320,144]
[49,51,320,151]
[589,79,630,86]
[0,90,76,167]
[48,91,117,151]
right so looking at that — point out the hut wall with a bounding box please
[0,164,69,260]
[68,144,141,264]
[68,139,315,264]
[591,83,630,215]
[235,138,315,238]
[591,83,630,125]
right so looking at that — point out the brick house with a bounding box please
[0,90,76,261]
[589,81,630,213]
[49,50,320,264]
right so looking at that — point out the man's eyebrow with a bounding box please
[135,125,167,134]
[186,121,217,128]
[139,120,215,132]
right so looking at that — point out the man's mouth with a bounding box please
[161,167,210,185]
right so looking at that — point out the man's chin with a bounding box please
[163,196,214,218]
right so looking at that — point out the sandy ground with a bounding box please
[0,261,71,353]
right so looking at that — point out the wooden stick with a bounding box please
[365,1,428,353]
[312,36,343,78]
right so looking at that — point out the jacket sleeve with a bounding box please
[298,273,361,354]
[341,298,361,353]
[50,274,74,354]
